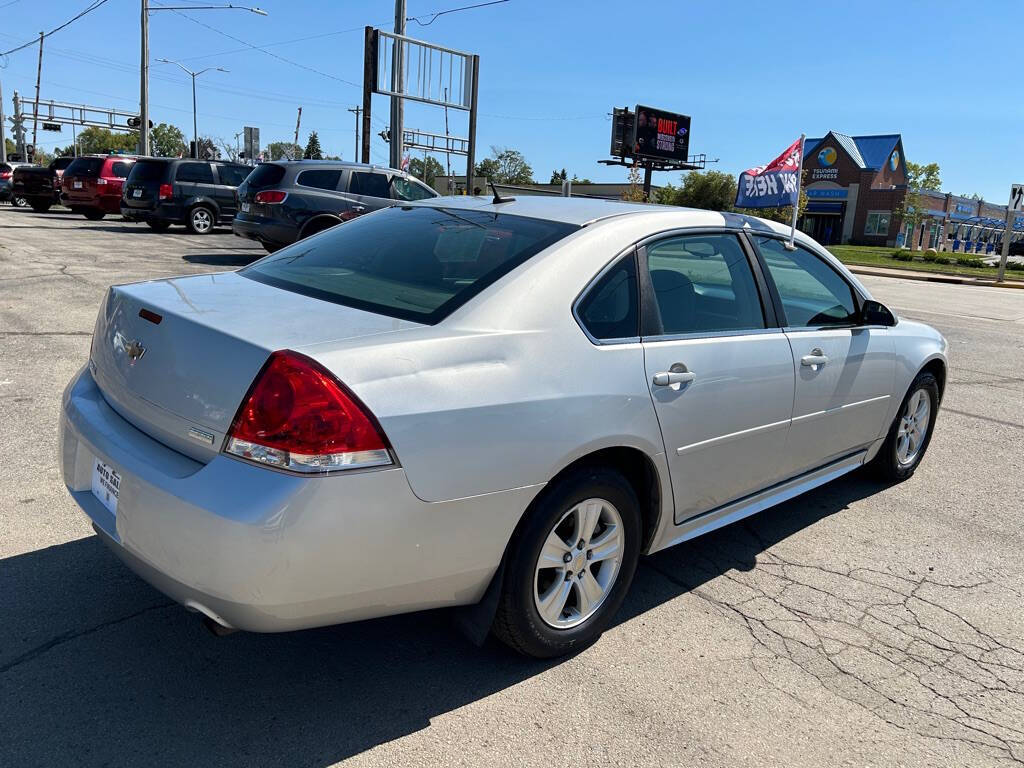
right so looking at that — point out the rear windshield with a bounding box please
[127,159,168,182]
[52,157,75,170]
[65,157,104,177]
[245,163,286,188]
[242,205,579,324]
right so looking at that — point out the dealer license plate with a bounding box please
[91,457,121,516]
[133,188,142,198]
[73,180,83,189]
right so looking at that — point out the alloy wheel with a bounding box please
[533,497,624,629]
[896,388,931,466]
[191,208,213,233]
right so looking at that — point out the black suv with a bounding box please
[121,157,251,234]
[232,161,437,252]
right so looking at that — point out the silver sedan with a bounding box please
[59,196,947,657]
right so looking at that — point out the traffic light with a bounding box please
[126,117,154,129]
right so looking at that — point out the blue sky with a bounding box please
[1,0,1022,201]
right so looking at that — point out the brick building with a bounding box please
[799,131,1022,249]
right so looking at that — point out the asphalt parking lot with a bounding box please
[2,206,1023,767]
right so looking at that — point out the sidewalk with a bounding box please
[846,263,1024,290]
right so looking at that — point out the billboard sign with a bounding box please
[609,108,635,158]
[631,105,691,163]
[243,126,260,164]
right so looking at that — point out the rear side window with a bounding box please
[576,254,639,340]
[296,169,342,190]
[242,206,578,324]
[175,162,214,183]
[128,160,168,182]
[245,163,285,188]
[348,171,389,198]
[217,164,250,187]
[110,161,134,178]
[65,157,103,177]
[390,176,436,201]
[645,234,765,335]
[755,237,857,327]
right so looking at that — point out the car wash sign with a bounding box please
[735,136,803,208]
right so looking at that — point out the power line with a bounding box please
[0,0,111,57]
[407,0,509,27]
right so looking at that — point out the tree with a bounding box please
[905,161,941,191]
[151,123,187,158]
[67,127,138,155]
[474,146,532,184]
[621,164,645,202]
[303,131,323,160]
[266,141,303,161]
[408,156,444,187]
[550,168,568,184]
[657,170,737,211]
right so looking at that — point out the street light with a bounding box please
[140,1,267,156]
[157,58,228,159]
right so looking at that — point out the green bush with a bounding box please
[956,256,985,268]
[1005,261,1024,271]
[891,251,914,262]
[922,250,939,262]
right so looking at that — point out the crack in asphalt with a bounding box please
[643,528,1024,765]
[0,601,175,676]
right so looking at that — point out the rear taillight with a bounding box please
[254,189,287,204]
[0,171,10,180]
[158,183,173,200]
[225,350,392,473]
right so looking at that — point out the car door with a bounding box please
[213,163,249,220]
[347,170,394,215]
[752,235,896,476]
[174,161,216,208]
[640,232,796,524]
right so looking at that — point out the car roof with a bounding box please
[272,160,410,174]
[408,194,690,226]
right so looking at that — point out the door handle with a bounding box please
[801,349,829,367]
[653,370,696,387]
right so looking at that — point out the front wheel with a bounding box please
[83,209,105,221]
[146,219,171,232]
[187,205,215,234]
[30,201,52,213]
[12,195,28,208]
[870,371,939,482]
[493,467,641,658]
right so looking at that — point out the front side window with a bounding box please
[348,171,390,198]
[645,233,765,335]
[242,206,578,324]
[865,211,890,235]
[755,237,858,328]
[390,176,436,201]
[175,162,214,184]
[296,169,342,190]
[577,254,638,340]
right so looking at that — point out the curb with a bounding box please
[846,264,1024,290]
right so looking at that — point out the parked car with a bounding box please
[62,155,137,220]
[59,199,947,657]
[1,161,36,206]
[121,157,251,233]
[1009,239,1024,257]
[232,160,438,252]
[10,156,75,212]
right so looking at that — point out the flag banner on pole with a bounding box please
[735,137,803,209]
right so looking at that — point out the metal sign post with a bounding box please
[997,184,1023,283]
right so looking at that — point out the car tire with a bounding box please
[492,466,641,658]
[187,205,215,235]
[12,195,28,208]
[30,201,52,213]
[870,371,940,483]
[83,209,105,221]
[299,217,340,240]
[147,220,171,232]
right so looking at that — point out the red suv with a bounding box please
[61,155,137,220]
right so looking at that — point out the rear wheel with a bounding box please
[83,209,105,221]
[299,217,340,240]
[147,219,171,232]
[187,205,215,234]
[493,467,641,658]
[870,371,939,482]
[30,200,52,213]
[12,195,28,208]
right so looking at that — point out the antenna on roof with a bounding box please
[489,180,515,204]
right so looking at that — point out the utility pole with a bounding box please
[0,78,7,164]
[32,31,43,155]
[293,106,302,158]
[465,54,479,194]
[13,91,26,160]
[347,106,361,162]
[140,0,149,155]
[389,0,406,169]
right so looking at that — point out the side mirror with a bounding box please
[862,299,897,327]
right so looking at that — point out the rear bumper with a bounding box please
[64,192,122,213]
[232,213,295,248]
[60,366,536,632]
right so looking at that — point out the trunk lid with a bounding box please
[90,271,421,462]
